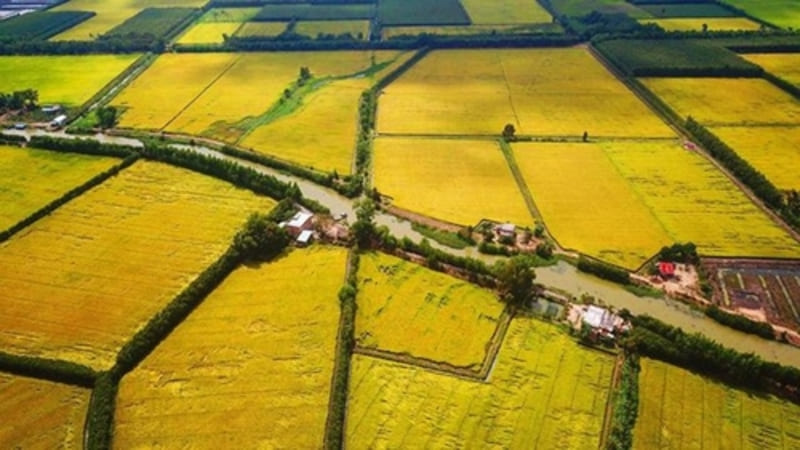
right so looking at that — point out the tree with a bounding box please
[96,106,118,129]
[502,123,516,141]
[495,256,536,310]
[299,66,312,85]
[582,131,588,142]
[701,23,708,32]
[351,198,376,249]
[233,213,290,260]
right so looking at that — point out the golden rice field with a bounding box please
[514,142,672,269]
[356,252,504,368]
[641,17,761,31]
[0,373,89,449]
[347,317,615,449]
[177,22,242,44]
[114,51,403,171]
[240,51,413,174]
[461,0,551,24]
[51,0,205,40]
[0,146,118,231]
[605,140,800,259]
[710,126,800,191]
[114,246,346,449]
[643,77,800,126]
[378,48,673,137]
[0,54,138,107]
[295,20,370,38]
[743,53,800,86]
[0,161,275,369]
[634,358,800,449]
[235,21,289,37]
[373,137,532,227]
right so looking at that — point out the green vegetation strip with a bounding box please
[606,355,640,450]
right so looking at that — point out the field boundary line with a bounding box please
[498,57,522,131]
[161,54,242,132]
[497,139,546,225]
[353,347,487,382]
[599,352,624,450]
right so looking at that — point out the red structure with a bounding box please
[658,262,676,279]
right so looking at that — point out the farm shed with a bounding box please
[296,230,313,247]
[495,223,516,238]
[583,305,615,333]
[284,211,313,237]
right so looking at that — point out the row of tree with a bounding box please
[0,89,37,112]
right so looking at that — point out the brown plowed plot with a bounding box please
[0,161,276,369]
[763,275,798,327]
[0,373,89,449]
[784,275,800,317]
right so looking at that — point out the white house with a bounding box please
[285,211,313,236]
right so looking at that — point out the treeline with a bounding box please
[685,119,799,230]
[0,89,38,112]
[0,133,27,146]
[0,34,163,55]
[627,315,800,393]
[326,251,358,449]
[577,256,630,284]
[0,154,139,243]
[658,242,698,264]
[29,135,135,158]
[606,354,639,450]
[705,305,776,340]
[0,351,96,387]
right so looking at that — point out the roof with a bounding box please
[52,114,67,122]
[287,211,313,228]
[583,305,613,330]
[297,230,313,243]
[497,223,516,233]
[658,262,676,276]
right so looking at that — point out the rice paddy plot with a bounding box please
[0,161,276,369]
[378,0,470,26]
[114,246,346,449]
[722,0,800,29]
[373,137,532,227]
[50,0,206,40]
[605,140,800,259]
[460,0,551,24]
[513,142,672,270]
[743,53,800,87]
[642,17,761,31]
[0,373,89,449]
[294,20,370,39]
[378,48,673,138]
[177,22,242,44]
[637,2,737,17]
[642,77,800,126]
[548,0,649,17]
[346,317,615,449]
[356,252,505,368]
[0,146,118,231]
[382,23,562,38]
[198,7,260,23]
[0,54,139,107]
[634,358,800,449]
[710,125,800,191]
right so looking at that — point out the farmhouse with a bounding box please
[658,262,676,279]
[283,211,313,237]
[495,223,516,239]
[583,305,616,334]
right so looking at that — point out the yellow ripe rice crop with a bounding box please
[634,358,800,449]
[605,140,800,259]
[514,142,672,269]
[0,146,118,231]
[235,21,289,37]
[0,373,89,449]
[51,0,205,40]
[373,137,532,227]
[378,48,673,137]
[177,22,242,44]
[0,161,276,369]
[743,53,800,86]
[347,318,615,448]
[356,252,504,368]
[710,126,800,191]
[113,53,239,130]
[114,246,346,449]
[641,17,761,31]
[295,20,370,38]
[461,0,551,24]
[643,77,800,125]
[0,54,138,107]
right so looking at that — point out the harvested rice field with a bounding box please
[0,373,90,449]
[346,317,615,448]
[378,48,673,137]
[513,142,672,269]
[709,126,800,191]
[50,0,205,40]
[641,17,761,31]
[642,77,800,126]
[0,146,118,231]
[634,358,800,449]
[356,252,505,369]
[0,54,139,107]
[373,137,532,227]
[0,161,276,369]
[515,140,800,267]
[114,246,346,449]
[743,53,800,87]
